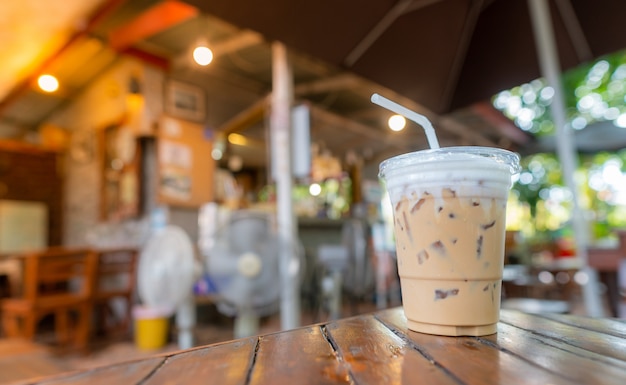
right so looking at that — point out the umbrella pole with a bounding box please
[271,41,301,329]
[527,0,604,317]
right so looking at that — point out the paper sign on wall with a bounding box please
[159,140,192,168]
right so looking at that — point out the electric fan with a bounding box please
[316,219,374,320]
[341,219,374,298]
[204,210,283,339]
[138,224,197,349]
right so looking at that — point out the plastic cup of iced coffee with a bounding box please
[379,146,520,336]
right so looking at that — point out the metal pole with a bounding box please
[527,0,604,316]
[270,41,301,329]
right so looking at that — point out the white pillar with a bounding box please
[527,0,604,316]
[270,41,301,329]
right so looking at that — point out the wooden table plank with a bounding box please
[539,312,626,338]
[500,310,626,362]
[480,322,626,385]
[376,308,572,385]
[326,314,462,385]
[143,337,256,385]
[32,357,164,385]
[249,326,345,384]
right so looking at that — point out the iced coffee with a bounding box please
[379,147,520,336]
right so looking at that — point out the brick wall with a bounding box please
[49,58,157,246]
[0,141,63,246]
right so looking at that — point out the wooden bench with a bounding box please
[0,246,140,350]
[0,248,97,351]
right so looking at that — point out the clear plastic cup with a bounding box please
[379,146,521,336]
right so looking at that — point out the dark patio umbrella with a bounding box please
[183,0,626,115]
[183,0,621,317]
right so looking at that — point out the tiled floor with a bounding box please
[0,339,73,384]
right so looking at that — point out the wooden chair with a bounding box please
[0,256,23,299]
[588,230,626,317]
[93,247,139,336]
[0,248,97,351]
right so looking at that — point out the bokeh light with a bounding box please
[37,74,59,93]
[387,114,406,131]
[309,183,322,196]
[193,46,213,66]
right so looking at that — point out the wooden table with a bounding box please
[20,307,626,385]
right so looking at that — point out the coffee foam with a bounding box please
[383,154,513,203]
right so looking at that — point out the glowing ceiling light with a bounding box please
[193,46,213,66]
[37,74,59,93]
[388,114,406,131]
[228,133,248,146]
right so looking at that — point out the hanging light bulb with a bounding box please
[193,45,213,66]
[192,14,214,67]
[388,114,406,131]
[37,74,59,93]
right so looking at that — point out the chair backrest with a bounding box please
[94,248,138,299]
[0,255,22,298]
[22,247,97,301]
[617,230,626,255]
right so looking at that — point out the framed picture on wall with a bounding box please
[165,80,206,122]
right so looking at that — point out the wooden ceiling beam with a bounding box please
[438,115,496,147]
[122,47,170,70]
[294,73,360,96]
[108,0,198,51]
[172,30,263,71]
[216,96,269,134]
[309,103,410,149]
[0,0,129,114]
[212,30,263,56]
[350,77,497,147]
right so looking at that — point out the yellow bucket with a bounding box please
[132,305,172,350]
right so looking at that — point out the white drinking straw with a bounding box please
[371,93,440,149]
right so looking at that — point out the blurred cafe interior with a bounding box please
[1,0,626,375]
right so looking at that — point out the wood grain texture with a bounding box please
[377,308,572,385]
[500,310,626,361]
[539,312,626,338]
[249,326,344,385]
[32,357,164,385]
[326,314,461,385]
[482,322,626,385]
[143,337,256,385]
